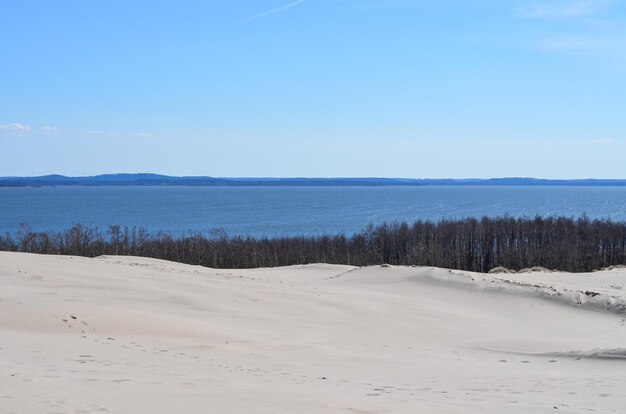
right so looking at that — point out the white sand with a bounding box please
[1,252,625,413]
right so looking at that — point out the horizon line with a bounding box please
[2,173,626,181]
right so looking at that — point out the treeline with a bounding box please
[1,216,626,273]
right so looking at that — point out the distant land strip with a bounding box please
[2,174,626,187]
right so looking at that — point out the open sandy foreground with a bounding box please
[1,252,625,413]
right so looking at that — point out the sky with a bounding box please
[1,0,626,178]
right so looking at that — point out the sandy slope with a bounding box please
[1,253,625,413]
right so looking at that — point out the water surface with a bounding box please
[1,186,625,237]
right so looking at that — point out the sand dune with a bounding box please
[1,252,625,413]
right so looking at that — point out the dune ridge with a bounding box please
[1,252,626,413]
[422,268,626,315]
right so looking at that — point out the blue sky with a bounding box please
[1,0,625,178]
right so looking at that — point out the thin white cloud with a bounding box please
[242,0,306,23]
[588,138,613,143]
[517,0,614,18]
[515,1,626,62]
[543,35,595,51]
[133,132,154,138]
[83,130,117,137]
[40,126,59,133]
[538,32,626,60]
[0,123,31,133]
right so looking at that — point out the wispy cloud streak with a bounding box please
[513,1,626,62]
[133,132,154,138]
[517,0,614,18]
[588,138,613,144]
[0,123,31,133]
[242,0,306,23]
[82,130,117,137]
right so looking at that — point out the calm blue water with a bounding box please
[1,186,626,238]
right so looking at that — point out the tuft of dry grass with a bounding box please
[595,264,626,272]
[488,266,514,274]
[517,266,553,274]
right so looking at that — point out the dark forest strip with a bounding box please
[2,216,626,272]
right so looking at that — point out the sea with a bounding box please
[1,186,626,238]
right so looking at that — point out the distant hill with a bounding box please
[1,174,626,187]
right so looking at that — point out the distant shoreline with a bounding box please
[2,174,626,187]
